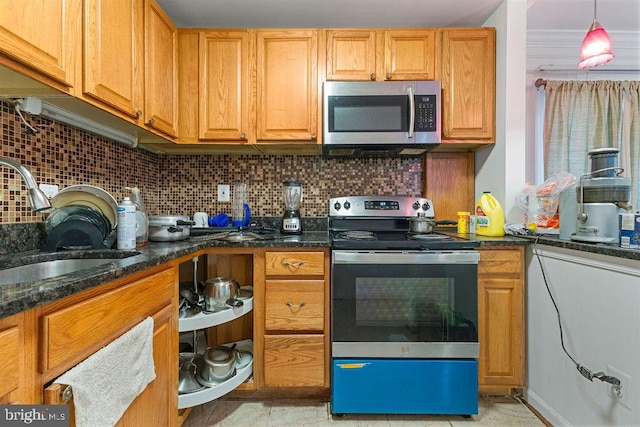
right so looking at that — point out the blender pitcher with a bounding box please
[232,183,250,227]
[281,180,302,234]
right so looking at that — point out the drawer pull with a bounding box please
[283,260,305,268]
[285,301,306,309]
[61,385,73,402]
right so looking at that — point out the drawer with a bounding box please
[265,280,324,332]
[0,326,20,397]
[478,248,523,275]
[265,251,325,276]
[40,267,175,374]
[264,334,325,387]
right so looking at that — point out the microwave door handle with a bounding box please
[407,86,414,138]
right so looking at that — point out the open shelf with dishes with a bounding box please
[177,252,255,412]
[178,338,253,409]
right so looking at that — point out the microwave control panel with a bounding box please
[414,95,437,131]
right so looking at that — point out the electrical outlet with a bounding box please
[39,183,59,199]
[608,365,632,411]
[218,184,230,202]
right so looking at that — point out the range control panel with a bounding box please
[329,196,435,218]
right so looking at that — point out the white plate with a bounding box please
[52,185,118,229]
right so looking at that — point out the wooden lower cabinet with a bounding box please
[39,263,178,426]
[0,310,37,404]
[264,335,326,387]
[259,249,330,390]
[477,246,525,392]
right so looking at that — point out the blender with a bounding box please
[281,180,303,234]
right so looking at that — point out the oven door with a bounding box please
[331,250,479,359]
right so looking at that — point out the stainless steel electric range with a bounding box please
[329,196,480,416]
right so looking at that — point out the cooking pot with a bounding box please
[409,213,457,234]
[203,277,244,312]
[148,215,194,241]
[198,345,239,386]
[178,352,205,394]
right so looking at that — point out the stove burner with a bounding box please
[337,231,377,240]
[408,233,453,241]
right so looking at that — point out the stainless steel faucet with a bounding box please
[0,156,51,211]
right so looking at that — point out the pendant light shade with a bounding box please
[578,0,615,69]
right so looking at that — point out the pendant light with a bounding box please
[578,0,615,69]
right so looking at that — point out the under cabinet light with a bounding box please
[39,100,139,148]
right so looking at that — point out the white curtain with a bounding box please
[543,80,640,208]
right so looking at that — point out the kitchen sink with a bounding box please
[0,250,141,286]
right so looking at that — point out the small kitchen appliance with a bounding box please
[570,148,631,243]
[281,180,303,234]
[329,195,480,416]
[323,81,441,157]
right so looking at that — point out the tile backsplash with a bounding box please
[1,102,424,224]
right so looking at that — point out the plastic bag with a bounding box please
[515,173,576,228]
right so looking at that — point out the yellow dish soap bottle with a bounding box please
[475,191,505,237]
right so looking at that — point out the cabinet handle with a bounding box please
[369,73,376,81]
[310,134,317,140]
[135,110,143,118]
[283,260,305,268]
[385,72,392,80]
[146,118,155,125]
[285,301,306,309]
[240,132,247,140]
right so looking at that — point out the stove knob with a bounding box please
[344,201,351,210]
[412,201,420,210]
[422,202,431,211]
[334,201,341,211]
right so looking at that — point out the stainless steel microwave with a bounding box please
[323,81,441,157]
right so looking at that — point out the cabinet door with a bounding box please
[326,29,378,81]
[384,29,436,80]
[83,0,144,119]
[440,28,495,140]
[144,0,178,137]
[199,30,252,142]
[256,29,318,141]
[0,310,37,404]
[0,0,78,87]
[117,304,176,426]
[477,248,525,388]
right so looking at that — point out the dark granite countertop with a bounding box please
[0,231,330,319]
[2,227,637,320]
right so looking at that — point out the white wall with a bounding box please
[478,0,528,224]
[525,245,640,426]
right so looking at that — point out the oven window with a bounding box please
[328,95,408,132]
[332,264,477,343]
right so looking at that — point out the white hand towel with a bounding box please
[56,316,156,427]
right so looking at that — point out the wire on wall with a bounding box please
[531,237,623,393]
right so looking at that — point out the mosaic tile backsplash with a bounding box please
[1,103,424,224]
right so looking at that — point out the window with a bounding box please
[538,80,640,209]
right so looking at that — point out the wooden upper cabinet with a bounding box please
[0,0,79,88]
[256,29,318,142]
[440,28,495,141]
[326,29,435,81]
[199,30,253,142]
[144,0,178,137]
[384,29,436,80]
[326,29,378,81]
[83,0,144,119]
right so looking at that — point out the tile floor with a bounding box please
[183,395,547,426]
